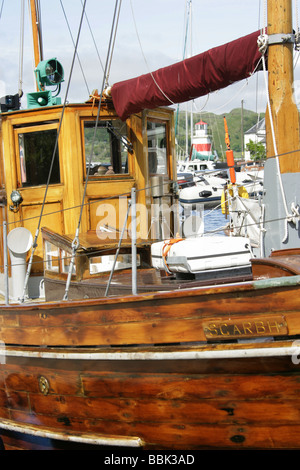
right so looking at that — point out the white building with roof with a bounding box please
[244,118,265,160]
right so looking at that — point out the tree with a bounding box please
[246,139,266,161]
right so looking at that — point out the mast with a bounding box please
[262,0,300,255]
[29,0,43,89]
[266,0,300,172]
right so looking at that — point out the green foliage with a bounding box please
[246,139,266,161]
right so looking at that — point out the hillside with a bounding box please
[175,108,265,160]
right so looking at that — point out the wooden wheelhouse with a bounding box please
[0,99,177,297]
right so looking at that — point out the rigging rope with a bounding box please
[20,0,88,303]
[105,0,122,88]
[37,0,43,60]
[175,0,192,136]
[295,0,300,50]
[63,0,123,301]
[80,0,105,74]
[129,0,175,107]
[18,0,25,97]
[60,0,90,95]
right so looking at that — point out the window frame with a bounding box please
[146,117,171,178]
[14,122,62,188]
[81,117,132,180]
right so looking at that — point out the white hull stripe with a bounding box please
[0,418,144,447]
[0,345,300,361]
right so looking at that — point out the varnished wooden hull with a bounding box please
[1,275,300,449]
[1,341,300,450]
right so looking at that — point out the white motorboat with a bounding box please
[177,158,216,173]
[179,171,226,207]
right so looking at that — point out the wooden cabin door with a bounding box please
[9,122,64,273]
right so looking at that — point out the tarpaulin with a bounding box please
[111,30,262,120]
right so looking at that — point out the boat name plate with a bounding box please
[203,316,287,340]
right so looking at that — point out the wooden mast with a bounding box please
[29,0,43,90]
[266,0,300,173]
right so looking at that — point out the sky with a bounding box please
[0,0,300,115]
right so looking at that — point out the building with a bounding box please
[244,118,266,160]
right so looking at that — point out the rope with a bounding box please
[129,0,175,106]
[63,0,123,301]
[80,0,105,74]
[162,236,184,274]
[175,0,192,136]
[295,0,300,50]
[3,184,300,281]
[18,0,25,97]
[20,0,88,303]
[105,0,122,88]
[60,0,90,96]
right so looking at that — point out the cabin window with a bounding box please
[18,128,60,187]
[45,241,60,272]
[147,121,168,175]
[44,241,75,275]
[83,119,130,177]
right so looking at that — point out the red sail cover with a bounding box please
[111,30,262,120]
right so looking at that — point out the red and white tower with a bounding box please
[191,121,213,159]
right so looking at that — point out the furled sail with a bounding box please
[111,30,262,120]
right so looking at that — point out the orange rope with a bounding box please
[162,235,184,273]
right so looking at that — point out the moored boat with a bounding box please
[1,0,300,451]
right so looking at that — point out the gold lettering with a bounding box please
[243,322,253,335]
[220,324,229,336]
[205,324,218,337]
[233,324,242,335]
[267,321,280,333]
[255,321,266,334]
[203,316,287,340]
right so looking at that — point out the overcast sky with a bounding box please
[1,0,300,115]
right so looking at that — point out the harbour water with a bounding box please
[204,207,227,235]
[180,205,227,237]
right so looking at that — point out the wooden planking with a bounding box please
[21,393,300,427]
[0,281,300,345]
[81,372,300,401]
[1,344,300,450]
[3,421,300,450]
[1,354,300,449]
[88,195,132,234]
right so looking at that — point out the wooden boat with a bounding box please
[1,0,300,451]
